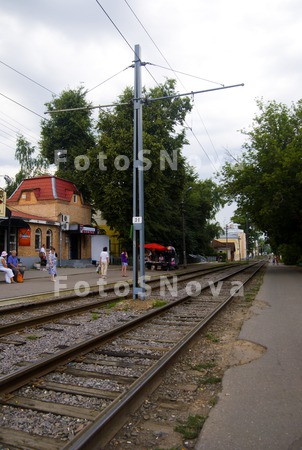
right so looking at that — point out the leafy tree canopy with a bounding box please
[5,135,49,197]
[86,79,222,251]
[40,86,96,200]
[37,80,223,255]
[220,98,302,262]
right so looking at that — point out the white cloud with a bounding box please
[0,0,301,224]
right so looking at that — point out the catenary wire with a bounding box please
[0,92,48,121]
[148,63,224,87]
[194,104,220,163]
[0,110,40,135]
[0,59,57,96]
[0,118,39,144]
[87,66,133,93]
[0,140,16,150]
[95,0,135,56]
[122,0,221,175]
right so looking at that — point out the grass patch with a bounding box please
[190,362,216,371]
[174,414,206,439]
[105,301,120,309]
[91,312,99,320]
[209,396,217,407]
[26,335,39,340]
[199,376,222,385]
[244,293,254,303]
[205,333,220,343]
[154,447,183,450]
[152,299,168,308]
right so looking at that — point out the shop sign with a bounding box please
[80,225,96,234]
[18,228,31,246]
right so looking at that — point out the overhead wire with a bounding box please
[122,0,187,92]
[87,65,133,93]
[0,139,15,150]
[123,0,220,174]
[0,91,48,121]
[95,0,134,56]
[194,106,220,163]
[0,128,17,141]
[0,117,39,144]
[0,110,34,132]
[0,59,57,96]
[148,63,224,87]
[0,110,41,137]
[0,60,53,147]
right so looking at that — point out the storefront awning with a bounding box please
[0,218,30,228]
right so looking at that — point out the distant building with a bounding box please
[93,210,121,258]
[212,224,246,261]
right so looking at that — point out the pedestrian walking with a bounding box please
[99,246,109,278]
[40,243,47,270]
[121,249,128,277]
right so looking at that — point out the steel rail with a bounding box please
[0,264,244,337]
[0,263,230,313]
[0,261,265,450]
[64,260,265,449]
[0,261,262,395]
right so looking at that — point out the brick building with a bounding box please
[0,175,100,268]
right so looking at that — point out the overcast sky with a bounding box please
[0,0,301,225]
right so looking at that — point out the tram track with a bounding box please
[0,264,244,337]
[0,261,266,450]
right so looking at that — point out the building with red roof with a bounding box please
[0,175,100,268]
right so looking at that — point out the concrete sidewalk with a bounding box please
[0,265,135,306]
[195,264,302,450]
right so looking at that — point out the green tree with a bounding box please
[220,98,302,263]
[86,79,222,253]
[185,179,222,255]
[40,86,96,200]
[5,135,49,197]
[39,80,223,256]
[86,80,193,244]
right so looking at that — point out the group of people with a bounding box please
[0,245,58,284]
[0,250,25,284]
[97,247,129,278]
[40,244,57,281]
[2,245,129,284]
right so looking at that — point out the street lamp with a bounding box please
[181,186,192,268]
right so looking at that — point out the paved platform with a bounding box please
[0,263,197,306]
[195,264,302,450]
[0,265,136,306]
[0,263,217,306]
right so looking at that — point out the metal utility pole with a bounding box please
[132,44,145,300]
[181,186,192,268]
[181,204,187,268]
[225,224,229,261]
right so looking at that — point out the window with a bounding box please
[21,192,31,201]
[73,194,77,203]
[35,228,42,250]
[46,229,52,250]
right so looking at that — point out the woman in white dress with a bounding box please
[0,251,15,283]
[47,246,57,282]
